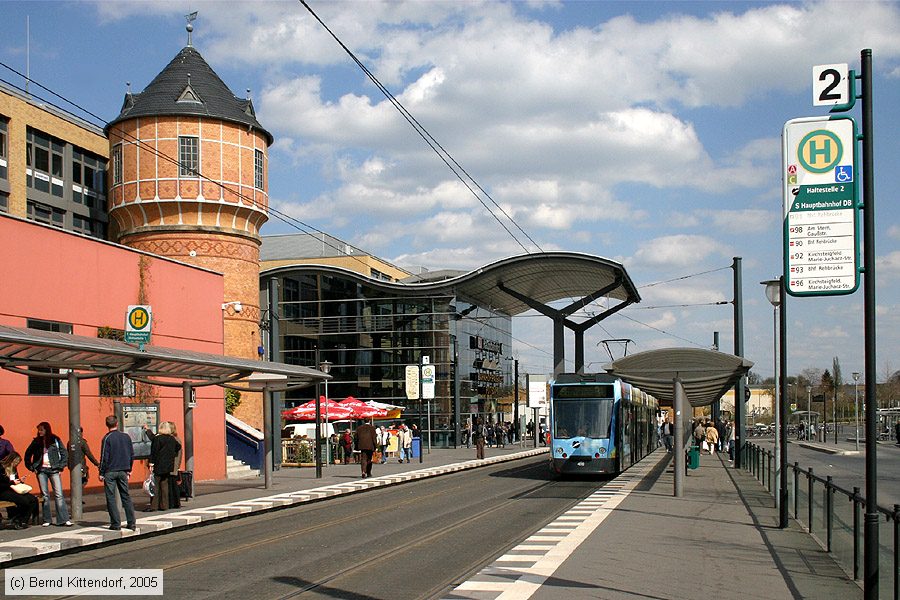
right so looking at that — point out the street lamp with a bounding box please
[320,360,332,465]
[761,279,781,516]
[853,372,861,452]
[806,385,812,440]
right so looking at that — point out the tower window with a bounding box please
[254,149,264,190]
[179,136,199,177]
[113,144,123,185]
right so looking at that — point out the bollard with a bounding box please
[794,462,800,519]
[853,486,861,580]
[826,475,833,552]
[808,467,814,533]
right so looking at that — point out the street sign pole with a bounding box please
[858,49,878,600]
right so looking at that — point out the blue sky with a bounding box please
[3,1,899,385]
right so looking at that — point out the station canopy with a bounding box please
[0,324,325,386]
[605,348,753,407]
[401,252,640,315]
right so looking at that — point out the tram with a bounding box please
[549,373,659,476]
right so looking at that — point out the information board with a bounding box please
[782,116,859,296]
[119,404,159,459]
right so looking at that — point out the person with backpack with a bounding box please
[24,421,71,527]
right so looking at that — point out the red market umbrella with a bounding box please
[340,396,388,419]
[282,397,354,421]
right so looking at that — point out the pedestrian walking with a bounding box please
[24,421,71,527]
[355,420,378,478]
[662,416,674,452]
[340,429,354,464]
[473,418,486,460]
[98,415,136,531]
[705,421,718,455]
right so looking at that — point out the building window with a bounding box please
[113,144,123,185]
[179,136,199,177]
[25,129,64,197]
[97,327,135,397]
[72,149,106,208]
[72,214,104,238]
[0,119,7,180]
[27,319,72,395]
[0,191,8,213]
[254,149,264,189]
[27,200,64,228]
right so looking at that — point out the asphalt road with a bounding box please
[4,455,605,600]
[750,436,900,507]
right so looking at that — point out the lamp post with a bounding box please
[853,372,861,452]
[762,279,782,518]
[806,385,812,440]
[320,360,332,466]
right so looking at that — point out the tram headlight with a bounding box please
[556,447,563,455]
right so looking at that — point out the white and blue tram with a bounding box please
[549,373,659,476]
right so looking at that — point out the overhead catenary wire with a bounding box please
[297,0,542,255]
[0,66,382,274]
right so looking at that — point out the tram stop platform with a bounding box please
[0,444,862,599]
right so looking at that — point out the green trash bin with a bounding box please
[687,445,700,470]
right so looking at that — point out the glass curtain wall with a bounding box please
[264,269,517,447]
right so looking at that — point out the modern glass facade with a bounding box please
[261,267,512,447]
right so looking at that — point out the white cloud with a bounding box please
[629,234,732,269]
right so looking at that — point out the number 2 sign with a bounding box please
[813,63,849,106]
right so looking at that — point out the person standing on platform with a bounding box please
[24,422,70,527]
[473,418,486,460]
[98,415,136,531]
[662,416,674,452]
[145,422,181,511]
[355,420,378,478]
[0,425,14,462]
[397,425,412,463]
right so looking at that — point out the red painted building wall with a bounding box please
[0,214,227,490]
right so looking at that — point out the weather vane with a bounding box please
[186,11,198,47]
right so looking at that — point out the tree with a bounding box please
[747,371,763,385]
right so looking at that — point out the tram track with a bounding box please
[10,457,603,599]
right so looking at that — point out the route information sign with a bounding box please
[782,116,859,296]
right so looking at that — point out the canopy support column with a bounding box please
[183,381,194,498]
[497,279,627,377]
[68,370,83,521]
[674,377,686,498]
[263,385,274,489]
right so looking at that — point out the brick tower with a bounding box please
[105,32,272,427]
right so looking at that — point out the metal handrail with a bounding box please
[744,441,897,599]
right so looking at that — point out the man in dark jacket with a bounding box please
[99,415,135,531]
[354,420,378,479]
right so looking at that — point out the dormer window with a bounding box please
[177,84,202,104]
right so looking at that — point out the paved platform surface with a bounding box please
[445,448,862,600]
[0,444,862,599]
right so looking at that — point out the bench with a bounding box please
[0,496,44,527]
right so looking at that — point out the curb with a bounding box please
[0,448,548,566]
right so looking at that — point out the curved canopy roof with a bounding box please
[605,348,753,407]
[263,252,640,316]
[0,324,324,387]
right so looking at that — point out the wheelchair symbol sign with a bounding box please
[834,165,853,183]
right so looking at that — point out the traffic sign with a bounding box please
[422,364,435,399]
[125,305,152,344]
[782,116,859,296]
[405,365,420,400]
[813,64,850,106]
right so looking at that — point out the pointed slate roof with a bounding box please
[105,46,273,145]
